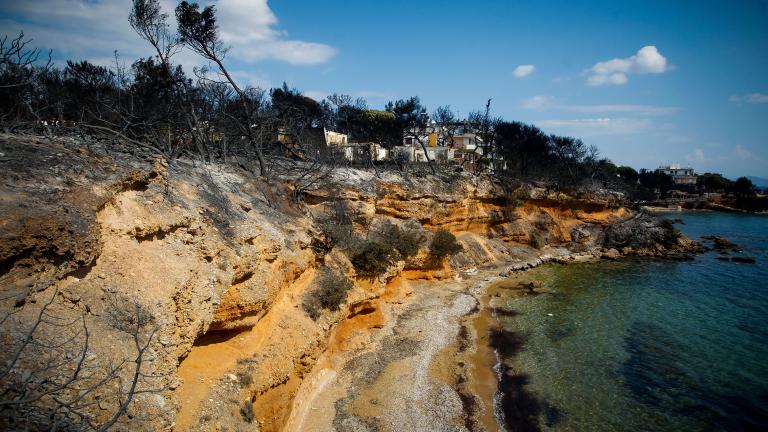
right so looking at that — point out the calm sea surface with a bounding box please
[495,211,768,431]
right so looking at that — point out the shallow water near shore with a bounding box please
[492,212,768,431]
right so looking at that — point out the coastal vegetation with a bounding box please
[302,269,354,320]
[316,205,428,278]
[350,241,398,277]
[349,221,429,277]
[428,229,464,262]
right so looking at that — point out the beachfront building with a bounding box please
[322,128,390,163]
[349,142,388,162]
[657,164,698,185]
[403,132,438,147]
[445,131,484,169]
[329,142,389,163]
[324,129,348,146]
[391,144,453,163]
[446,132,481,151]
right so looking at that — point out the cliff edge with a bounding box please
[0,135,699,431]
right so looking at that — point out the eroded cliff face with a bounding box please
[0,135,672,431]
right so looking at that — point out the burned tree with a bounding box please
[121,0,219,161]
[466,99,501,175]
[494,121,550,179]
[0,32,53,134]
[388,97,436,174]
[175,1,270,175]
[432,105,459,148]
[0,289,163,431]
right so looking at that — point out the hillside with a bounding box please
[0,134,699,431]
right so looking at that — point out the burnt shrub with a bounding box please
[303,269,355,320]
[350,241,397,277]
[318,219,360,252]
[429,229,463,261]
[316,199,362,251]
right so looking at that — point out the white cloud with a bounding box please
[521,95,556,110]
[729,93,768,104]
[236,40,336,65]
[587,73,628,86]
[586,46,670,86]
[565,104,679,116]
[216,0,279,45]
[513,64,536,78]
[0,1,150,64]
[535,117,651,137]
[0,0,335,68]
[216,0,336,65]
[521,96,679,116]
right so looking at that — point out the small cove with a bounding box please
[485,211,768,431]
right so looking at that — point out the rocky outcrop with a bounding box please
[701,235,741,252]
[1,135,320,431]
[680,196,768,214]
[602,213,703,258]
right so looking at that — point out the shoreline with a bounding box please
[642,202,768,215]
[455,248,607,431]
[425,245,700,431]
[645,206,768,215]
[283,246,633,431]
[0,133,744,431]
[282,268,492,431]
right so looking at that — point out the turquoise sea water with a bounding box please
[495,212,768,431]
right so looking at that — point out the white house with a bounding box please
[657,164,698,185]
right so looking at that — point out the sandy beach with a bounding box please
[283,268,497,431]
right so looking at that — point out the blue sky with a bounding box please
[1,0,767,177]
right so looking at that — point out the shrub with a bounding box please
[240,401,255,423]
[318,218,356,249]
[529,231,545,249]
[371,221,425,260]
[429,229,463,261]
[350,241,397,277]
[503,186,530,221]
[236,371,253,387]
[316,199,361,250]
[303,269,355,320]
[390,226,426,259]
